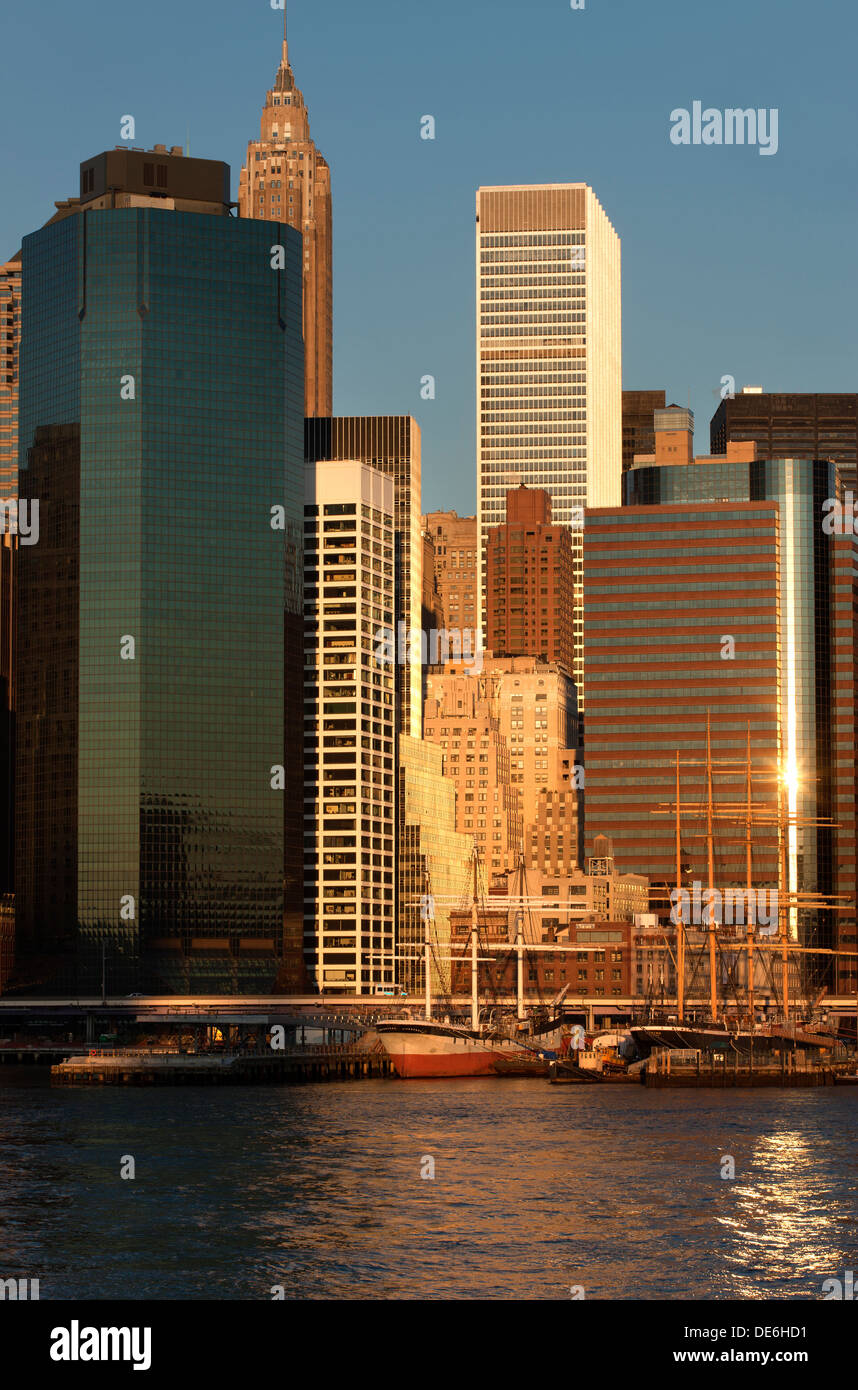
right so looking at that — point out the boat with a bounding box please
[629,1018,834,1059]
[629,719,852,1065]
[373,1016,559,1079]
[374,848,576,1078]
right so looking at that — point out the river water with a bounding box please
[1,1074,855,1300]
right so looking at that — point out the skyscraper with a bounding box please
[485,485,575,675]
[303,460,395,995]
[486,655,580,873]
[239,26,332,418]
[0,255,21,500]
[585,436,857,994]
[476,183,621,699]
[305,417,423,738]
[14,148,305,995]
[423,669,523,882]
[711,390,858,497]
[422,510,478,645]
[584,497,782,891]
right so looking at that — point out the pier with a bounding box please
[643,1047,846,1088]
[51,1045,393,1086]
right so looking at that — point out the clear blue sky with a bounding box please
[2,0,856,514]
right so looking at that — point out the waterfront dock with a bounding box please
[51,1045,393,1086]
[643,1047,847,1088]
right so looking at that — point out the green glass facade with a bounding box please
[15,206,304,994]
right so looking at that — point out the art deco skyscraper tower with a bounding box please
[239,23,332,417]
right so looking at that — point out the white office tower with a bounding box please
[476,184,621,703]
[303,461,396,995]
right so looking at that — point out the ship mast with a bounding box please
[675,750,685,1022]
[423,870,432,1022]
[746,722,755,1021]
[470,843,479,1031]
[516,845,526,1022]
[706,713,718,1020]
[779,769,790,1021]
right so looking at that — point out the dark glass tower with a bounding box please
[13,150,305,995]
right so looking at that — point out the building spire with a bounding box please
[283,0,288,65]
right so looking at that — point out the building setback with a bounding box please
[423,670,523,882]
[484,656,580,872]
[711,390,858,497]
[424,657,580,878]
[239,34,332,417]
[485,485,575,676]
[476,183,621,701]
[303,461,395,995]
[13,148,305,995]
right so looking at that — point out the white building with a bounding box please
[303,460,396,994]
[475,183,622,700]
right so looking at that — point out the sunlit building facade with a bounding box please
[476,183,621,701]
[239,36,332,417]
[303,460,396,994]
[306,417,423,739]
[586,448,856,992]
[398,735,473,997]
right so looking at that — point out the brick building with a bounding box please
[485,486,574,674]
[422,510,478,650]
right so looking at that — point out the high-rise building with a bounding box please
[0,256,21,500]
[423,670,523,881]
[306,417,423,737]
[476,183,621,699]
[303,460,395,995]
[422,510,478,645]
[622,389,666,474]
[239,31,332,417]
[0,533,13,900]
[485,486,575,675]
[13,148,305,995]
[584,496,782,893]
[711,390,858,497]
[486,656,580,873]
[585,439,857,994]
[423,657,580,879]
[421,530,445,634]
[398,734,473,997]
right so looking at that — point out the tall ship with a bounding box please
[629,719,848,1061]
[373,850,577,1078]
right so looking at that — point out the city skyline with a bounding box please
[1,0,856,517]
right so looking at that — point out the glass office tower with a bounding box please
[587,456,855,989]
[14,151,304,994]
